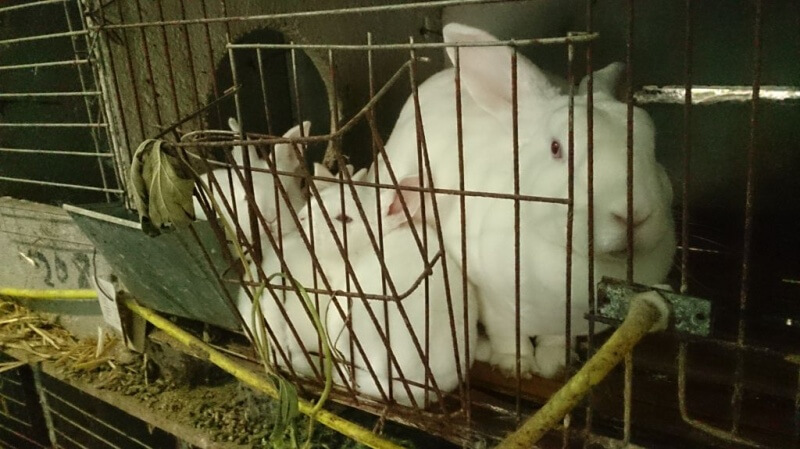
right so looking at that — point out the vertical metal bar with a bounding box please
[255,49,275,136]
[406,38,459,412]
[625,0,635,282]
[112,0,147,145]
[31,365,57,447]
[794,365,800,446]
[409,36,431,410]
[155,0,182,129]
[366,30,388,403]
[409,37,454,411]
[367,32,391,404]
[676,341,761,446]
[511,47,522,422]
[676,2,695,444]
[564,33,576,449]
[565,35,575,375]
[623,352,633,444]
[85,0,132,191]
[680,0,694,295]
[62,0,113,202]
[583,0,596,444]
[453,45,472,424]
[324,46,348,392]
[178,0,202,113]
[133,0,164,129]
[293,47,309,138]
[227,43,262,263]
[732,0,763,434]
[200,0,223,127]
[624,0,635,443]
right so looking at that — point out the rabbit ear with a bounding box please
[443,23,558,119]
[385,176,421,227]
[231,143,259,168]
[313,162,335,179]
[228,117,259,167]
[313,162,338,194]
[578,62,625,98]
[228,117,241,133]
[351,168,369,183]
[273,121,311,169]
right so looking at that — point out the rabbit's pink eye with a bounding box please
[551,140,562,159]
[335,213,352,224]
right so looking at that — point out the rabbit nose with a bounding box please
[612,210,652,230]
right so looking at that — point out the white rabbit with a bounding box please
[299,166,478,407]
[370,23,676,378]
[235,163,369,382]
[235,232,337,381]
[194,118,310,241]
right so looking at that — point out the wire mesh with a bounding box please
[0,354,49,449]
[17,0,800,447]
[0,0,123,205]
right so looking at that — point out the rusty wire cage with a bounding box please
[5,0,800,447]
[0,0,125,205]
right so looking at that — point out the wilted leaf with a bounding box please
[129,139,195,236]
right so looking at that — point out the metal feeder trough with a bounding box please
[63,203,240,331]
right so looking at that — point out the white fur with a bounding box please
[193,118,310,241]
[235,164,386,386]
[369,23,676,377]
[236,229,344,382]
[299,170,479,407]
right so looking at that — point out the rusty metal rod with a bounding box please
[0,0,66,15]
[732,0,763,434]
[0,29,87,46]
[0,122,106,128]
[635,85,798,104]
[0,147,113,157]
[0,92,99,98]
[0,176,123,193]
[0,59,89,71]
[226,34,599,51]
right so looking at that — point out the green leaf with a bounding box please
[129,139,195,235]
[272,375,300,439]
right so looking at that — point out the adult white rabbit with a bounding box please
[370,23,676,378]
[299,166,478,407]
[194,118,310,241]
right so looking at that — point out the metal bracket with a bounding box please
[597,277,712,337]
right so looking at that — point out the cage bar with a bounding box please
[635,85,800,105]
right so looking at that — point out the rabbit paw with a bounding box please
[490,352,537,379]
[532,336,572,379]
[533,344,566,379]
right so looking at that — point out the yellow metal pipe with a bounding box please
[0,288,98,300]
[496,292,668,449]
[123,298,404,449]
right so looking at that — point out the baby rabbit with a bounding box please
[235,164,369,382]
[194,118,310,242]
[299,165,478,407]
[370,23,676,378]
